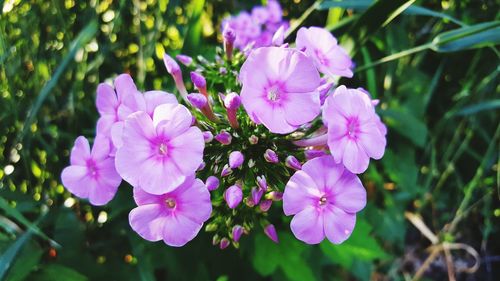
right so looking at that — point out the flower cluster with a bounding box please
[61,2,386,248]
[222,0,288,50]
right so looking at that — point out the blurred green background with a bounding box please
[0,0,499,280]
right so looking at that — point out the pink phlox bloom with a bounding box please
[283,155,366,244]
[296,27,354,78]
[239,47,321,134]
[61,135,122,206]
[322,85,386,174]
[129,176,212,247]
[115,103,204,195]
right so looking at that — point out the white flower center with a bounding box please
[319,196,328,206]
[267,86,280,101]
[159,143,168,155]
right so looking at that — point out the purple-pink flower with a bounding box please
[115,103,204,195]
[61,135,121,206]
[283,155,366,244]
[129,176,212,247]
[239,47,321,134]
[322,86,386,174]
[296,27,354,78]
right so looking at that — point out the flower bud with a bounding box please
[251,186,263,205]
[259,199,272,212]
[215,131,232,145]
[304,149,327,160]
[197,161,206,171]
[219,67,227,75]
[249,135,259,145]
[212,234,220,245]
[205,176,220,191]
[163,54,188,103]
[224,92,241,110]
[221,164,233,177]
[219,238,230,249]
[264,224,279,243]
[232,225,244,242]
[224,185,243,209]
[229,151,244,169]
[318,82,333,105]
[187,93,207,109]
[176,54,193,66]
[257,175,267,191]
[272,25,285,46]
[223,24,236,60]
[268,191,283,201]
[205,223,218,232]
[190,71,207,90]
[202,131,213,143]
[264,149,279,163]
[285,155,302,170]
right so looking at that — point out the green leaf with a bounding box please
[380,108,428,147]
[344,0,416,48]
[0,231,33,280]
[5,240,42,281]
[431,21,500,52]
[382,148,420,197]
[30,264,88,281]
[454,99,500,116]
[182,0,205,54]
[253,233,316,281]
[320,220,389,269]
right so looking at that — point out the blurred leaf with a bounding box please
[344,0,416,48]
[320,220,389,269]
[30,264,88,281]
[454,99,500,116]
[0,231,33,280]
[432,21,500,52]
[380,109,427,147]
[382,148,420,198]
[5,240,43,281]
[182,0,205,54]
[253,233,316,281]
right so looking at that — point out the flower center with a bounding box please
[158,143,168,155]
[86,160,98,178]
[346,118,360,139]
[165,198,176,209]
[319,196,328,206]
[267,86,281,102]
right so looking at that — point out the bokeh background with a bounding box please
[0,0,499,280]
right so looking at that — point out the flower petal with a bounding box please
[153,103,192,135]
[283,91,320,126]
[114,74,138,102]
[133,187,160,206]
[96,83,118,116]
[290,206,325,244]
[343,140,369,174]
[323,206,356,244]
[129,204,165,242]
[301,155,344,193]
[168,127,204,174]
[172,178,212,223]
[359,121,386,160]
[283,170,321,215]
[144,91,178,116]
[70,136,90,166]
[162,214,203,247]
[61,165,92,199]
[331,171,366,213]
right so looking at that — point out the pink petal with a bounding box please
[162,213,203,247]
[153,104,192,135]
[171,178,212,223]
[133,187,160,206]
[91,134,112,161]
[343,140,369,174]
[327,136,348,164]
[281,51,321,93]
[256,104,298,134]
[110,122,124,149]
[331,172,366,213]
[168,127,204,174]
[144,91,178,116]
[70,136,90,166]
[61,165,92,199]
[129,204,165,242]
[114,74,138,102]
[323,206,356,244]
[290,206,325,244]
[96,115,117,137]
[137,157,185,195]
[358,121,386,160]
[302,155,344,193]
[122,111,157,143]
[283,91,320,126]
[96,83,118,116]
[283,170,321,215]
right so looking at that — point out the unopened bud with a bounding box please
[190,71,206,89]
[257,175,267,191]
[249,135,259,145]
[285,155,302,170]
[221,164,233,177]
[229,151,244,169]
[264,224,279,243]
[272,25,285,46]
[176,54,193,66]
[203,131,213,143]
[251,186,263,205]
[224,185,243,209]
[219,238,230,249]
[224,92,241,110]
[264,149,279,163]
[232,225,244,242]
[187,93,207,109]
[259,199,272,212]
[205,176,220,191]
[215,131,232,145]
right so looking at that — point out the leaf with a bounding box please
[320,220,389,269]
[253,233,316,281]
[380,108,428,147]
[382,148,420,198]
[29,264,88,281]
[4,240,43,281]
[0,231,33,280]
[344,0,416,48]
[431,21,500,52]
[454,99,500,116]
[182,0,205,54]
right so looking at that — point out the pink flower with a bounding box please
[128,176,212,247]
[224,185,242,209]
[283,156,366,244]
[95,74,142,137]
[296,27,354,78]
[239,47,321,134]
[322,86,386,174]
[115,103,204,195]
[61,135,121,206]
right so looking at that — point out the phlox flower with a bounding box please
[129,176,212,247]
[239,47,321,134]
[322,86,386,174]
[296,27,354,78]
[283,156,366,244]
[61,135,121,205]
[115,103,204,195]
